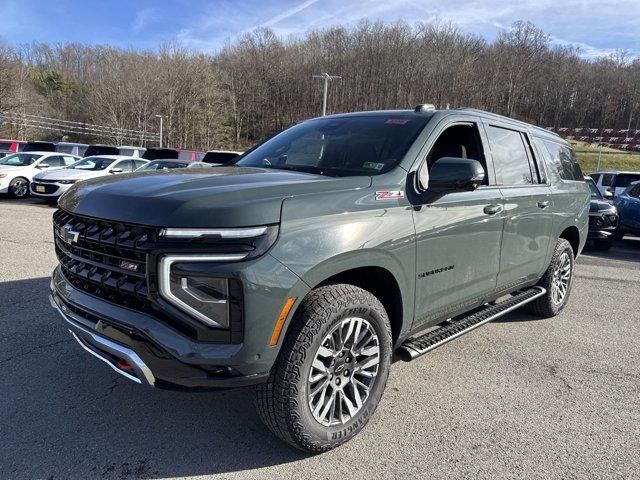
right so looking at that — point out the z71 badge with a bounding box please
[375,190,405,201]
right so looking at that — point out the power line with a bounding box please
[0,112,160,141]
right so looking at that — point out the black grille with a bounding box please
[32,182,59,194]
[53,209,158,310]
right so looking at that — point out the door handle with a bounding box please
[483,204,503,215]
[537,200,551,209]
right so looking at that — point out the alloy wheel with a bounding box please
[551,251,571,305]
[308,316,380,427]
[12,180,28,198]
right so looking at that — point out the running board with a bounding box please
[396,286,546,361]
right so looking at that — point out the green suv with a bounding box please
[49,105,589,452]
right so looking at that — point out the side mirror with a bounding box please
[37,163,50,169]
[110,167,123,174]
[413,157,485,204]
[603,190,614,199]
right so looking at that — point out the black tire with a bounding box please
[593,239,612,251]
[255,284,392,453]
[526,238,574,318]
[612,228,624,241]
[8,177,30,198]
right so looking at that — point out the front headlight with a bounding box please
[158,254,245,328]
[58,179,77,185]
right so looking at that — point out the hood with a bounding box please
[58,166,371,227]
[35,168,105,181]
[589,198,615,212]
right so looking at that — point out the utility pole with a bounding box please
[155,114,165,147]
[312,73,341,116]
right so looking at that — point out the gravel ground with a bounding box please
[1,197,639,480]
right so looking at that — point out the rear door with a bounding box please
[484,123,554,290]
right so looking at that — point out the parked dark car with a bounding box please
[585,176,618,250]
[142,147,179,160]
[135,159,211,171]
[201,150,243,165]
[23,141,56,152]
[83,144,119,157]
[49,106,589,452]
[614,180,640,239]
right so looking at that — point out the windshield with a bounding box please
[236,114,431,176]
[138,160,188,171]
[614,173,640,189]
[0,153,42,166]
[586,178,602,199]
[68,156,115,171]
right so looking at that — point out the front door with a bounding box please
[412,118,503,328]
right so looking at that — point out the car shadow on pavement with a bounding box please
[0,277,307,480]
[0,196,57,208]
[580,236,640,262]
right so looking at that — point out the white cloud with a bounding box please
[173,0,640,58]
[133,7,157,32]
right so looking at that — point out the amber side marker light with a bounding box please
[269,296,297,346]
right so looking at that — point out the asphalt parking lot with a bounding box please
[1,197,639,480]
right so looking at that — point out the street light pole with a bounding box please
[312,73,341,116]
[155,114,165,148]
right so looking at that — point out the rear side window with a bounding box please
[628,183,640,198]
[601,174,614,187]
[589,173,601,183]
[486,126,534,185]
[540,140,583,181]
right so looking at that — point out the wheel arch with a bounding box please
[288,251,413,346]
[559,225,581,257]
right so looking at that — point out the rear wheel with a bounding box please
[9,177,29,198]
[527,238,574,318]
[255,284,392,453]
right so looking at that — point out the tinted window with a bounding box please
[589,173,601,183]
[602,174,614,187]
[486,126,534,185]
[540,140,582,181]
[630,183,640,198]
[0,142,12,150]
[614,173,640,189]
[237,114,431,176]
[139,160,188,170]
[133,160,147,169]
[56,145,75,154]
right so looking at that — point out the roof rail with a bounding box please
[455,107,561,137]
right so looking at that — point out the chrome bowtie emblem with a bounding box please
[62,226,80,244]
[119,260,139,272]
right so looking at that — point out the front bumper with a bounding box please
[50,259,307,389]
[587,211,618,240]
[30,181,72,198]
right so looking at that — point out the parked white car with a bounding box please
[589,170,640,198]
[30,155,148,199]
[0,151,80,198]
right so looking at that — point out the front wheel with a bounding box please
[527,238,574,318]
[255,284,392,453]
[8,177,29,198]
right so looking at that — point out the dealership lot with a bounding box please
[1,198,639,480]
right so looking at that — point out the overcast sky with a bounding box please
[1,0,638,58]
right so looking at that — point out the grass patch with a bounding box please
[570,141,640,173]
